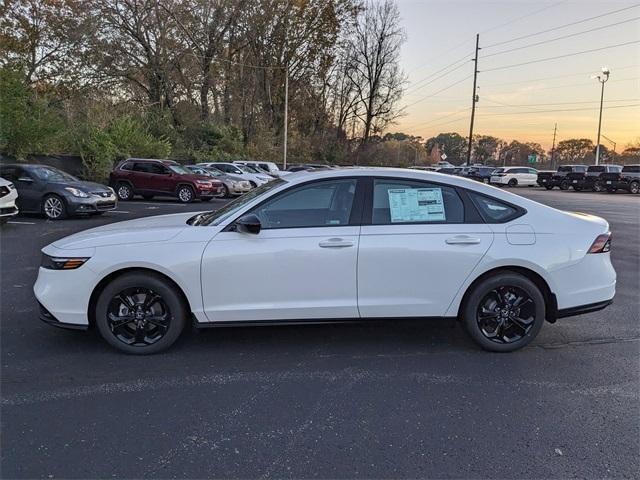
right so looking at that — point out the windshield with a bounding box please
[168,164,191,174]
[557,166,573,172]
[32,166,78,182]
[236,165,254,173]
[189,178,286,226]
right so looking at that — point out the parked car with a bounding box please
[109,158,222,203]
[536,171,555,188]
[548,165,588,190]
[465,166,496,183]
[0,164,116,220]
[184,165,251,197]
[411,166,438,172]
[0,177,19,224]
[566,165,623,192]
[286,164,334,172]
[600,164,640,194]
[233,160,282,177]
[198,162,269,187]
[35,168,615,354]
[490,167,538,187]
[436,167,456,175]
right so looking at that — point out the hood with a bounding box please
[223,174,246,182]
[52,180,111,192]
[52,212,198,250]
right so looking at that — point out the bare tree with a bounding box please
[347,0,405,144]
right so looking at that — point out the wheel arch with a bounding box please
[88,267,194,327]
[41,191,68,213]
[456,266,558,323]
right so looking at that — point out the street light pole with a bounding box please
[594,67,610,166]
[283,65,289,170]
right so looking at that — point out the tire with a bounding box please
[177,185,194,203]
[462,272,545,352]
[42,194,67,220]
[593,181,603,192]
[544,185,553,190]
[94,272,187,354]
[573,186,582,192]
[249,181,257,188]
[116,182,133,201]
[559,180,570,191]
[507,178,518,187]
[220,184,230,198]
[142,195,154,200]
[606,187,616,193]
[629,181,639,194]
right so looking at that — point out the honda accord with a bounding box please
[34,168,615,353]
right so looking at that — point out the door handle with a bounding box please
[319,238,354,248]
[445,235,481,245]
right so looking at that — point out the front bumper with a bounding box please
[196,185,224,198]
[65,193,117,214]
[228,184,252,195]
[489,176,508,185]
[0,189,19,218]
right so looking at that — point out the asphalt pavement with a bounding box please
[1,189,638,479]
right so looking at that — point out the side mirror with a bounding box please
[17,176,33,183]
[235,214,261,234]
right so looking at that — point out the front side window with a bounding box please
[372,179,463,225]
[469,192,522,223]
[623,165,640,173]
[32,166,77,182]
[252,179,357,229]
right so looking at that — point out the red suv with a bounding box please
[109,159,223,203]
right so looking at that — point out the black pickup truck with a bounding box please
[539,165,588,190]
[600,164,640,194]
[566,164,623,192]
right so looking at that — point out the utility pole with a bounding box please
[466,33,480,165]
[594,67,610,166]
[550,123,557,170]
[283,66,289,170]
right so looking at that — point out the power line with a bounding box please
[482,40,640,72]
[482,76,640,93]
[480,1,567,35]
[482,17,640,58]
[482,3,640,49]
[406,38,474,76]
[405,58,472,95]
[478,103,639,117]
[480,65,640,87]
[481,98,640,108]
[403,74,473,109]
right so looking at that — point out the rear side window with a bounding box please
[372,179,464,224]
[133,162,153,173]
[468,192,523,223]
[588,166,605,172]
[623,165,640,173]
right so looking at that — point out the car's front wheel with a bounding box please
[42,194,67,220]
[593,181,603,192]
[629,181,639,194]
[116,183,133,201]
[462,273,545,352]
[559,180,570,190]
[507,178,518,187]
[95,272,187,354]
[177,185,194,203]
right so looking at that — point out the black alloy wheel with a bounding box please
[508,178,518,187]
[593,181,603,192]
[106,287,170,347]
[95,272,187,354]
[462,273,545,352]
[559,180,570,190]
[476,286,535,344]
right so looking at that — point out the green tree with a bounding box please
[555,138,594,163]
[425,132,466,165]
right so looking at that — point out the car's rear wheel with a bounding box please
[559,180,570,190]
[593,181,603,192]
[95,272,187,354]
[508,178,518,187]
[462,273,545,352]
[42,194,67,220]
[177,185,194,203]
[629,181,639,194]
[116,183,133,201]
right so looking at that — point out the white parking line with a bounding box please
[133,202,187,206]
[6,221,36,225]
[106,210,130,214]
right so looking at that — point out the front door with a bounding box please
[201,178,362,322]
[357,178,494,318]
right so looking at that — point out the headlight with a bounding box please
[64,187,89,198]
[41,254,90,270]
[195,180,210,185]
[108,187,115,195]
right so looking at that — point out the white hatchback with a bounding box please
[491,167,538,187]
[34,168,615,354]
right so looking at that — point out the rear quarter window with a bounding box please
[468,192,524,223]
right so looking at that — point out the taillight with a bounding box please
[588,233,611,254]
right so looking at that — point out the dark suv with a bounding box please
[465,166,495,183]
[566,164,623,192]
[600,164,640,194]
[544,165,588,190]
[110,159,223,203]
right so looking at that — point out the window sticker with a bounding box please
[387,188,446,223]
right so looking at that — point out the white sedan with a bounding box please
[34,168,616,354]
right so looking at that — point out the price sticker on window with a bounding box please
[388,188,445,223]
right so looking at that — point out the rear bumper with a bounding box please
[557,299,613,319]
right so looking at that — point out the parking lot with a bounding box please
[1,188,638,478]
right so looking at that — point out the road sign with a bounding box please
[441,153,447,160]
[528,154,538,164]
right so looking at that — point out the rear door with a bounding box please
[357,177,493,318]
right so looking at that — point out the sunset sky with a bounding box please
[395,0,640,150]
